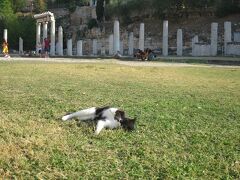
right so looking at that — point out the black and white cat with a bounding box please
[62,106,136,135]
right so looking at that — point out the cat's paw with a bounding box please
[62,115,69,121]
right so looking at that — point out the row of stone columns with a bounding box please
[192,22,218,56]
[52,20,221,57]
[111,20,169,56]
[62,20,166,57]
[2,19,235,57]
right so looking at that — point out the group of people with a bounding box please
[134,48,156,61]
[2,37,50,58]
[36,38,50,58]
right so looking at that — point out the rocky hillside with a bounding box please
[50,5,240,53]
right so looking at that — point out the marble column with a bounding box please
[90,0,94,6]
[139,23,145,51]
[101,45,105,56]
[211,23,218,56]
[77,40,83,56]
[58,26,63,56]
[224,21,232,55]
[177,29,183,56]
[109,34,114,55]
[36,23,41,52]
[128,32,134,56]
[93,39,97,55]
[43,22,48,40]
[162,20,168,56]
[50,20,56,56]
[3,29,7,42]
[120,41,123,55]
[67,39,72,56]
[192,35,199,56]
[19,37,23,55]
[113,20,120,54]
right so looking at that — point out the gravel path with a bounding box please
[0,57,239,68]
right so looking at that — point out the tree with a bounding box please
[34,0,46,13]
[0,0,15,20]
[0,0,17,46]
[96,0,105,22]
[11,0,27,12]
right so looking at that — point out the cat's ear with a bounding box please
[131,118,137,122]
[115,110,125,121]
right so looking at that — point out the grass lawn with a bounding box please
[0,61,239,179]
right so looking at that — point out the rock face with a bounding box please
[70,6,95,26]
[51,5,240,56]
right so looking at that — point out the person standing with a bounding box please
[36,41,42,57]
[44,38,50,58]
[2,39,10,58]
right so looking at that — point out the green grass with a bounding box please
[0,61,239,179]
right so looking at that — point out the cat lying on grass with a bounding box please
[62,106,136,135]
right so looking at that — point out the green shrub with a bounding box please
[87,18,98,29]
[215,0,240,17]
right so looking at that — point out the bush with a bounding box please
[87,18,98,29]
[215,0,240,17]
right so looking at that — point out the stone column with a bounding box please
[109,34,114,55]
[192,35,199,56]
[177,29,183,56]
[3,29,7,42]
[139,23,145,51]
[211,23,218,56]
[19,37,23,55]
[234,32,240,42]
[120,41,124,55]
[162,20,168,56]
[43,22,48,40]
[224,21,232,55]
[101,45,105,56]
[129,32,134,56]
[93,39,97,55]
[36,23,41,52]
[50,20,56,56]
[90,0,93,6]
[67,39,72,56]
[113,20,120,54]
[77,40,83,56]
[58,26,63,56]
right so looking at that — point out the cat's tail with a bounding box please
[62,107,96,121]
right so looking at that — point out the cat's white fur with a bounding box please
[62,107,122,135]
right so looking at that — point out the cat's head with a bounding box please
[115,110,136,131]
[121,117,136,131]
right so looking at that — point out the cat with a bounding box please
[62,106,136,135]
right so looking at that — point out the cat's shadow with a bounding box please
[75,119,97,135]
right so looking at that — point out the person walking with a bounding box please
[2,39,10,58]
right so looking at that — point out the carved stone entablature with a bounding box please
[34,11,55,22]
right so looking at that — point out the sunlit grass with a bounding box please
[0,61,239,179]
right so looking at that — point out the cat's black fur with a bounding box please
[62,106,136,134]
